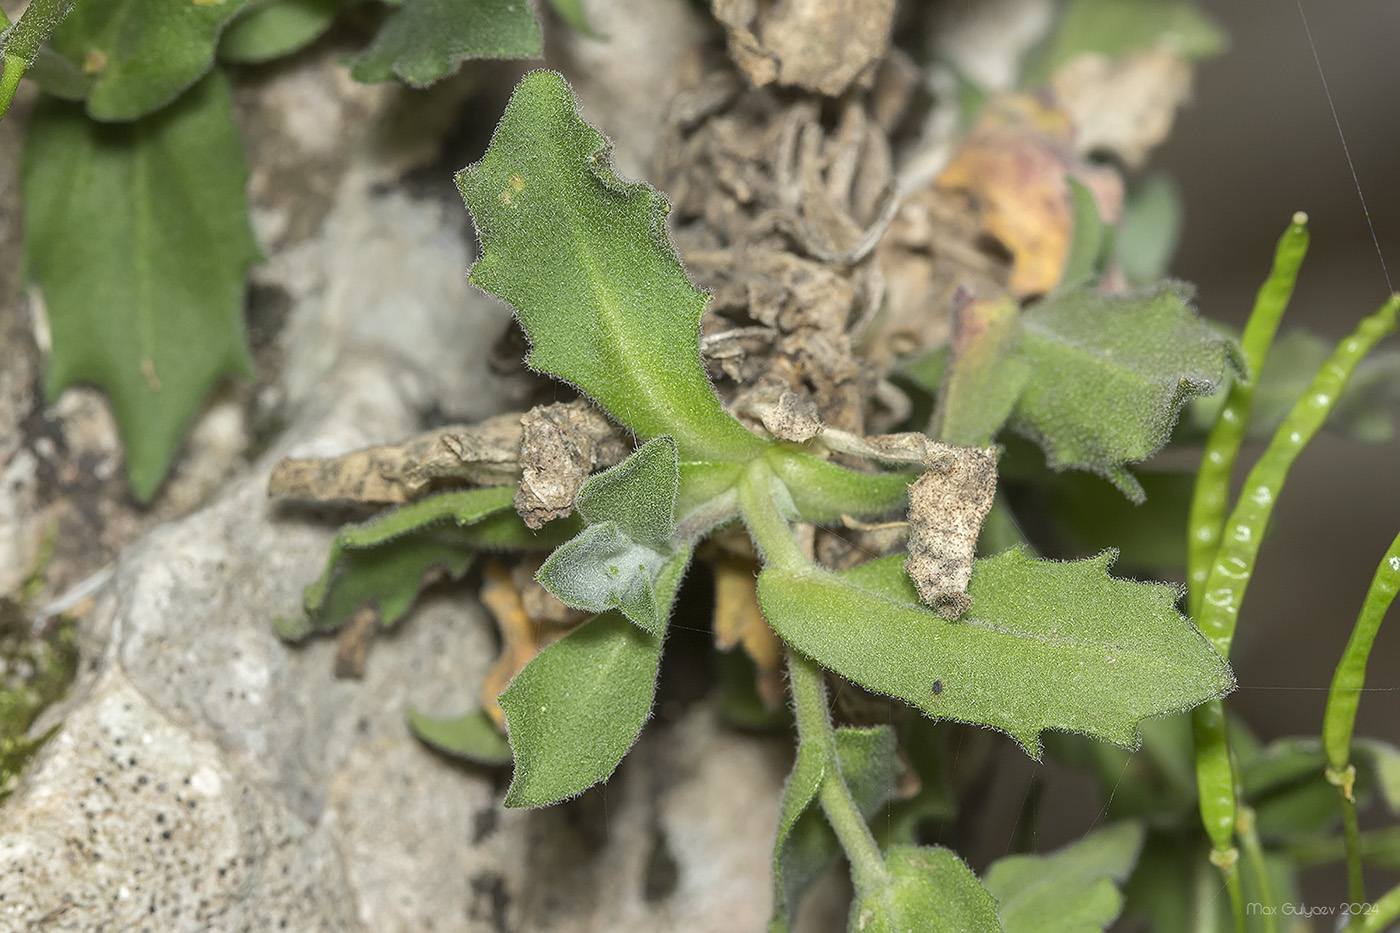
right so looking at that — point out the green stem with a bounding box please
[1187,214,1308,619]
[1340,782,1366,912]
[1286,825,1400,869]
[1236,807,1277,933]
[737,458,807,573]
[1350,883,1400,933]
[1324,532,1400,769]
[788,649,889,891]
[1224,870,1246,933]
[0,0,76,122]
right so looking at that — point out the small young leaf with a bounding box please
[770,727,901,931]
[536,437,679,633]
[1008,283,1241,502]
[536,523,671,633]
[984,821,1145,932]
[22,72,259,500]
[575,435,678,549]
[500,547,689,807]
[757,547,1233,756]
[219,0,345,64]
[349,0,542,87]
[849,845,1001,933]
[48,0,252,119]
[1056,177,1110,294]
[932,295,1031,448]
[408,706,512,765]
[284,485,524,640]
[458,70,768,462]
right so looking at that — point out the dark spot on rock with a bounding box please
[471,808,499,844]
[468,871,510,933]
[642,825,679,903]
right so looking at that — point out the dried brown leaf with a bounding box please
[478,557,584,727]
[904,446,998,618]
[268,413,524,505]
[713,553,785,710]
[514,399,629,530]
[713,0,895,96]
[1052,48,1194,170]
[934,95,1122,298]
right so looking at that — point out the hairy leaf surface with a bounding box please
[22,73,258,500]
[500,547,689,807]
[933,296,1031,447]
[770,727,900,932]
[349,0,541,86]
[458,70,766,461]
[758,548,1233,755]
[1009,284,1241,501]
[48,0,251,119]
[850,846,1001,933]
[537,437,679,633]
[281,485,536,640]
[984,821,1144,932]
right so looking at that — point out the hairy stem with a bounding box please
[736,459,807,573]
[788,649,889,891]
[0,0,76,122]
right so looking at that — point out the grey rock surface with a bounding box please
[1,11,790,931]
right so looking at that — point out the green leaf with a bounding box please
[850,845,1001,933]
[349,0,541,87]
[408,706,512,765]
[984,821,1144,932]
[1117,173,1183,287]
[218,0,345,64]
[770,727,901,931]
[282,485,522,640]
[1046,0,1226,68]
[1057,177,1111,294]
[458,70,768,462]
[575,436,677,548]
[766,448,913,523]
[1008,283,1241,502]
[932,295,1032,447]
[21,72,259,501]
[1189,331,1400,445]
[1356,739,1400,813]
[1043,468,1195,571]
[500,546,689,807]
[1,0,78,116]
[22,45,92,101]
[48,0,252,120]
[544,0,598,37]
[770,736,824,933]
[536,437,679,633]
[757,547,1233,756]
